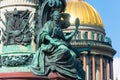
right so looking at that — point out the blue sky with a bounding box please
[86,0,120,57]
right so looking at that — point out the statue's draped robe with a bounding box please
[31,21,85,79]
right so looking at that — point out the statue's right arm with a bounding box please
[45,35,55,44]
[41,22,56,45]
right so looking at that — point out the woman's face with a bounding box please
[52,11,60,21]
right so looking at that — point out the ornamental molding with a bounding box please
[71,40,116,55]
[0,54,33,67]
[0,0,38,9]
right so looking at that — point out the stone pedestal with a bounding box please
[0,45,34,79]
[0,72,73,80]
[0,45,74,80]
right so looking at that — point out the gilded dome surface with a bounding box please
[65,0,104,28]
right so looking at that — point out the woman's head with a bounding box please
[51,10,60,21]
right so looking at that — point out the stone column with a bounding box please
[92,55,96,80]
[100,56,103,80]
[81,31,84,39]
[96,56,100,80]
[110,59,114,80]
[94,33,98,40]
[111,60,114,80]
[106,59,110,80]
[88,31,91,39]
[83,54,87,71]
[86,55,91,80]
[83,55,87,80]
[86,64,89,80]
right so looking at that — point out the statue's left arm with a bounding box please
[64,29,78,42]
[64,18,80,42]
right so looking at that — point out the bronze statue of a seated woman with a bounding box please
[31,10,85,80]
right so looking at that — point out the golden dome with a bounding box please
[65,0,104,28]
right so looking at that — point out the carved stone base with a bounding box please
[0,72,74,80]
[0,45,34,67]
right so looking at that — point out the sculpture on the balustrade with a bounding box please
[1,8,32,46]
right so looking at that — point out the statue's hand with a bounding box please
[50,40,56,45]
[73,29,78,36]
[50,40,61,47]
[75,28,78,32]
[75,18,80,31]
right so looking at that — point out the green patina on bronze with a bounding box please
[31,10,89,80]
[2,45,34,53]
[0,0,91,79]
